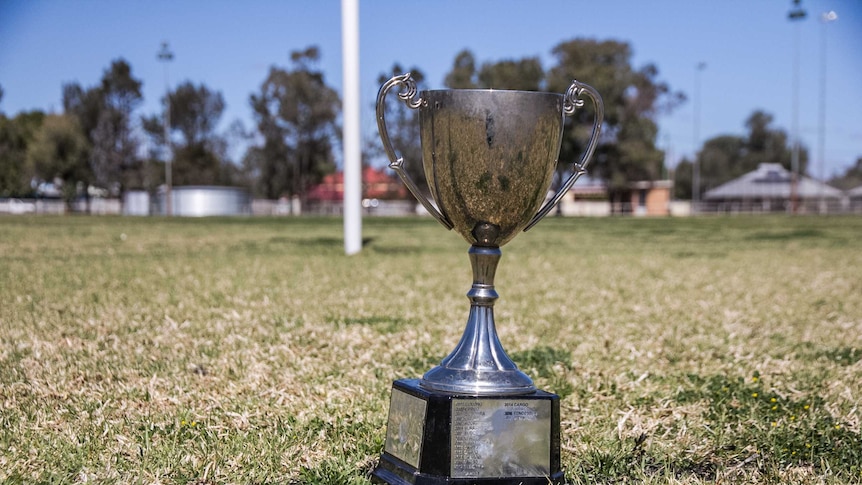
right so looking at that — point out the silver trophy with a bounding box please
[372,73,603,485]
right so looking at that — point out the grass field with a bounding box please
[0,214,860,484]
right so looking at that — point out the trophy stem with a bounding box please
[420,245,536,396]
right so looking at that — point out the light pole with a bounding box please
[692,62,706,213]
[818,11,838,213]
[157,41,174,216]
[788,0,806,214]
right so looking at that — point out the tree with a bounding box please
[828,157,862,190]
[744,111,802,173]
[477,57,544,91]
[62,83,102,144]
[246,46,339,199]
[373,64,429,190]
[169,82,225,147]
[440,42,680,210]
[444,50,544,91]
[64,59,143,194]
[0,111,45,197]
[444,50,479,89]
[688,110,807,197]
[546,39,683,207]
[698,135,747,191]
[95,60,143,193]
[143,81,233,186]
[27,114,90,206]
[673,157,693,200]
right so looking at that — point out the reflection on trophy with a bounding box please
[372,73,603,485]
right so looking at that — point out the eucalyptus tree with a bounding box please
[675,110,807,198]
[0,110,44,197]
[246,46,340,199]
[143,81,232,186]
[743,111,800,173]
[444,50,479,89]
[26,114,91,207]
[444,49,543,91]
[829,157,862,190]
[443,42,682,208]
[63,59,143,194]
[546,38,683,207]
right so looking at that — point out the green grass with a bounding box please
[1,214,861,484]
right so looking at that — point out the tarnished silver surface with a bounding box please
[420,246,536,395]
[377,74,454,230]
[417,88,564,247]
[376,73,603,244]
[525,81,604,231]
[383,388,427,468]
[450,399,551,478]
[376,73,603,396]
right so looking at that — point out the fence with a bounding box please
[4,196,862,217]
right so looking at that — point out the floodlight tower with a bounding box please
[788,0,806,214]
[692,62,706,213]
[818,11,838,213]
[157,41,174,216]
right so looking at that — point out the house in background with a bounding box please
[558,175,675,216]
[703,163,845,213]
[627,180,673,216]
[305,166,411,215]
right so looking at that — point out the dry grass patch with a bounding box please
[1,215,860,483]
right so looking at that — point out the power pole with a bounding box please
[818,11,838,213]
[157,41,174,216]
[788,0,807,214]
[692,62,706,213]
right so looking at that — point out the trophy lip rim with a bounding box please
[420,88,563,97]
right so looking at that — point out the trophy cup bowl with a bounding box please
[373,73,603,484]
[418,88,564,247]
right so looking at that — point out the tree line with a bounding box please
[2,39,859,208]
[0,47,340,208]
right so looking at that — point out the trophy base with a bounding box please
[371,379,564,485]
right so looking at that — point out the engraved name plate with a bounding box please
[451,399,551,478]
[383,389,427,468]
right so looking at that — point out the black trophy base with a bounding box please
[371,379,564,485]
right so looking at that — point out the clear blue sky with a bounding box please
[1,0,860,179]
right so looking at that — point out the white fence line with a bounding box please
[3,197,862,217]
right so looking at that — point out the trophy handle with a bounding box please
[376,73,454,230]
[524,80,604,232]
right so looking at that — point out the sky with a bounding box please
[1,0,861,180]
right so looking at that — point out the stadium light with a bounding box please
[157,41,174,216]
